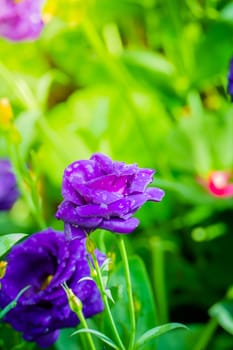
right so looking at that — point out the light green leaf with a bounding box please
[72,329,118,349]
[105,256,157,350]
[0,233,27,257]
[134,323,188,350]
[210,301,233,335]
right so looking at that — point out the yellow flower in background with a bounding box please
[0,98,13,131]
[43,0,88,26]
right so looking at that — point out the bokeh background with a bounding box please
[1,0,233,349]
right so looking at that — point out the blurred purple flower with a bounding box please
[0,159,19,211]
[227,58,233,100]
[0,228,105,347]
[0,0,44,41]
[56,153,165,238]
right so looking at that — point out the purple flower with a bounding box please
[227,58,233,100]
[0,228,105,347]
[0,159,19,211]
[56,153,165,238]
[0,0,44,41]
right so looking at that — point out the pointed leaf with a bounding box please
[72,329,118,349]
[134,323,188,350]
[210,301,233,335]
[0,233,27,257]
[104,256,157,349]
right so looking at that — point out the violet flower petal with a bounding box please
[56,153,164,236]
[145,187,165,201]
[0,159,19,211]
[100,217,139,234]
[0,0,44,41]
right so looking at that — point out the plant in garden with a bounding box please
[56,153,165,239]
[0,0,44,41]
[2,1,233,349]
[54,153,176,350]
[0,228,105,347]
[0,158,19,211]
[0,151,181,350]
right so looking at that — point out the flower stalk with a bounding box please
[193,317,218,350]
[62,283,97,350]
[91,248,125,350]
[117,237,136,350]
[151,237,169,325]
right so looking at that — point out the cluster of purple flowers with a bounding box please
[0,229,105,347]
[0,0,44,41]
[0,153,164,347]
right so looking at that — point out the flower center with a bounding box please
[0,261,7,279]
[40,275,53,291]
[211,172,228,189]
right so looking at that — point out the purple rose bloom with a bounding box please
[0,159,19,211]
[0,228,105,347]
[0,0,44,41]
[56,153,165,238]
[228,58,233,100]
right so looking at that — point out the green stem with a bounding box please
[193,317,218,350]
[151,238,168,325]
[92,253,125,350]
[117,237,136,350]
[76,307,97,350]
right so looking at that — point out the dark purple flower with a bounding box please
[56,153,165,238]
[0,228,105,347]
[0,0,44,41]
[227,58,233,100]
[0,159,19,211]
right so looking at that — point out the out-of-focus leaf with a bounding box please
[104,255,157,350]
[210,301,233,335]
[134,323,187,350]
[122,50,175,77]
[0,233,27,257]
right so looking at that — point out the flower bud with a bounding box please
[63,284,83,314]
[0,98,13,131]
[0,261,7,279]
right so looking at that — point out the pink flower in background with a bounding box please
[199,171,233,198]
[207,171,233,198]
[0,0,44,41]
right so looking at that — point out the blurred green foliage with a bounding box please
[1,0,233,349]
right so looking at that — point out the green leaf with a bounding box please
[0,233,27,257]
[134,323,188,350]
[104,256,157,350]
[0,285,30,319]
[210,301,233,335]
[72,329,118,349]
